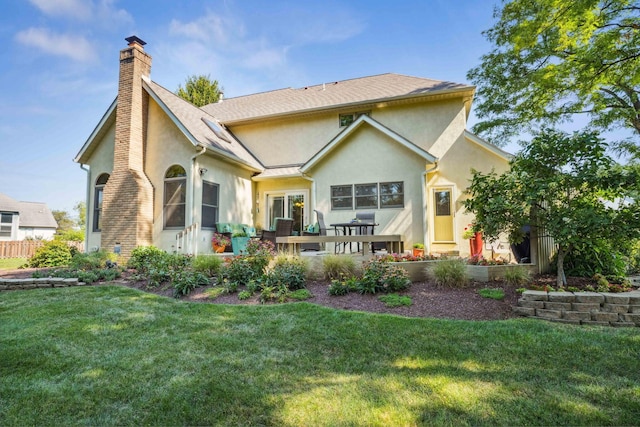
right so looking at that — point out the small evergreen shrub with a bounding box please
[431,258,469,287]
[378,294,412,308]
[478,288,505,300]
[322,254,358,280]
[503,266,531,286]
[27,240,74,268]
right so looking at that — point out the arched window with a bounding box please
[164,165,186,229]
[93,173,109,232]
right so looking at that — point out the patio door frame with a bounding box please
[264,189,309,234]
[431,186,456,243]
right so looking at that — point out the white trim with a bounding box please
[300,115,437,173]
[463,130,513,161]
[263,189,310,232]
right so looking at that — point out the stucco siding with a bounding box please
[308,124,427,247]
[85,122,115,252]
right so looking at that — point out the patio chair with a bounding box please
[301,210,330,251]
[355,212,385,252]
[260,217,294,247]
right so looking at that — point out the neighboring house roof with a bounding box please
[0,193,21,213]
[17,201,58,228]
[202,73,475,124]
[0,193,57,228]
[300,115,437,173]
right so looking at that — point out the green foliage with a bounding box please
[465,129,640,286]
[176,74,223,107]
[430,258,469,288]
[557,239,628,277]
[322,254,358,280]
[328,277,359,296]
[478,288,505,300]
[503,266,531,286]
[467,0,640,148]
[27,240,74,267]
[220,257,262,288]
[357,260,410,294]
[127,246,168,274]
[171,270,210,298]
[237,290,252,300]
[52,209,76,233]
[288,289,313,301]
[54,229,84,242]
[378,294,412,308]
[263,256,308,291]
[69,250,117,271]
[32,267,120,284]
[192,255,223,277]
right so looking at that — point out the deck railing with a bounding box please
[175,223,199,255]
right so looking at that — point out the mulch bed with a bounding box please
[1,268,600,321]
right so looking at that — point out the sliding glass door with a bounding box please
[266,191,307,234]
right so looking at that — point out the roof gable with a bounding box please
[300,115,437,173]
[203,73,474,124]
[463,130,513,161]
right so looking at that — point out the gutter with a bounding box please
[189,145,207,256]
[79,163,90,253]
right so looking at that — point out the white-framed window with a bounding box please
[331,181,404,210]
[93,173,109,232]
[201,181,219,229]
[339,111,370,127]
[164,165,187,229]
[0,213,13,238]
[264,190,308,235]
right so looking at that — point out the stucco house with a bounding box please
[74,36,512,259]
[0,193,58,241]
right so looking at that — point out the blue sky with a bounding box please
[0,0,509,215]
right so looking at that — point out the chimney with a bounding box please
[101,36,155,259]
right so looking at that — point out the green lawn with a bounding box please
[0,258,27,270]
[1,286,638,426]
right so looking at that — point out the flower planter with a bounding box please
[412,248,424,257]
[231,236,250,255]
[389,260,441,282]
[469,232,483,256]
[466,264,536,282]
[212,244,226,253]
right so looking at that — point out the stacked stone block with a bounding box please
[0,277,86,291]
[515,290,640,327]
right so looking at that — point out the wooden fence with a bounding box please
[0,241,84,259]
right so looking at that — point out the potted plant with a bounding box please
[463,224,483,256]
[231,231,250,255]
[212,233,231,253]
[412,243,425,257]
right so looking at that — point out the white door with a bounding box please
[266,191,307,234]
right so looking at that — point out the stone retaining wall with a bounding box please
[0,277,85,290]
[515,290,640,327]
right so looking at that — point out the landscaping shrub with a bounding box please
[288,289,313,300]
[322,254,358,280]
[127,246,168,274]
[192,255,223,277]
[503,265,531,286]
[219,257,262,288]
[430,258,469,287]
[556,239,627,277]
[357,259,410,294]
[264,255,308,291]
[171,270,210,297]
[70,250,117,271]
[27,240,74,268]
[328,277,358,296]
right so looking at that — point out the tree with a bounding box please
[464,129,640,287]
[468,0,640,149]
[176,75,223,107]
[74,201,86,231]
[52,210,75,233]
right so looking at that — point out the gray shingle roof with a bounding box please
[143,80,263,170]
[0,193,57,228]
[202,73,474,123]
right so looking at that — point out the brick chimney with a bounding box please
[101,36,154,259]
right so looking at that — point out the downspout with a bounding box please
[301,173,316,222]
[190,145,207,255]
[79,163,90,253]
[422,161,439,254]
